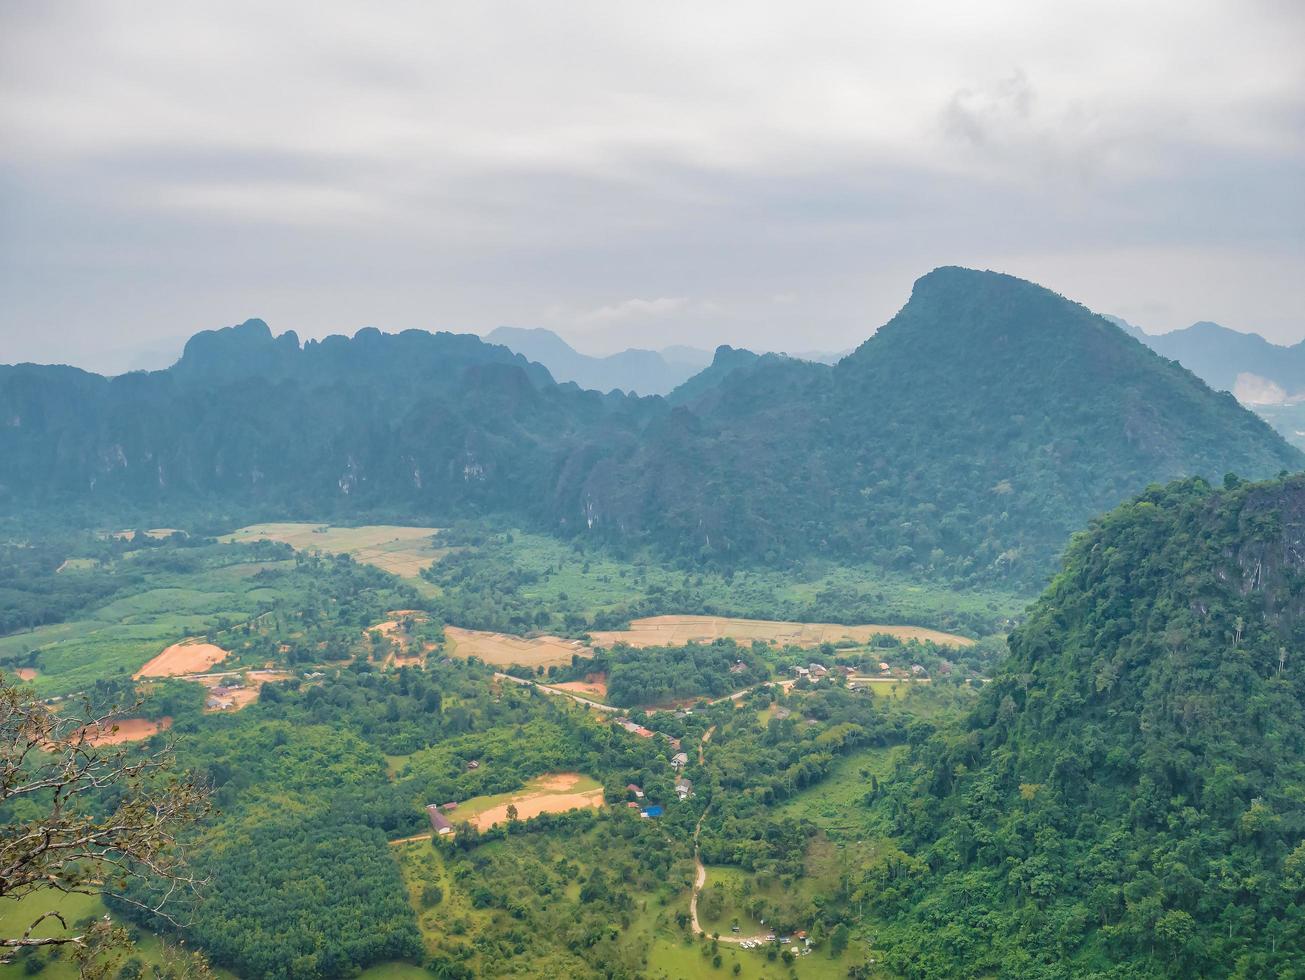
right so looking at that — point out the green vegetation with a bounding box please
[866,474,1305,977]
[3,270,1297,587]
[424,525,1026,639]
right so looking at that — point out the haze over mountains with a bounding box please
[1,268,1298,586]
[1111,316,1305,404]
[483,326,846,396]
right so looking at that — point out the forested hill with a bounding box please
[0,322,660,521]
[579,268,1302,582]
[875,473,1305,976]
[0,268,1299,584]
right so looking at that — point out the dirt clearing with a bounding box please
[588,614,974,650]
[220,523,448,578]
[444,626,589,668]
[458,772,605,831]
[551,675,608,700]
[135,641,230,678]
[14,668,38,681]
[79,717,172,745]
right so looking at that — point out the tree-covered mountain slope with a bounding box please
[0,270,1298,586]
[0,320,658,519]
[872,474,1305,977]
[579,268,1302,582]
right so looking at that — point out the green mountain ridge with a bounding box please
[874,472,1305,977]
[0,268,1299,586]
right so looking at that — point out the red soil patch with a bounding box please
[135,641,229,679]
[15,668,38,681]
[80,717,172,746]
[552,675,608,700]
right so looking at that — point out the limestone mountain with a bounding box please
[577,268,1302,582]
[0,269,1299,586]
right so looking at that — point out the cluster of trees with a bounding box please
[867,475,1305,977]
[414,810,690,978]
[113,719,423,977]
[553,638,769,707]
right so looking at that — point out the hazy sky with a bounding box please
[2,1,1302,372]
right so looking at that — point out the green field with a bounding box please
[0,890,237,979]
[427,527,1028,644]
[0,558,295,697]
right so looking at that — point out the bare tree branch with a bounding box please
[0,673,211,967]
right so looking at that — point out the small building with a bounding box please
[790,665,810,678]
[729,660,748,674]
[671,751,689,769]
[772,705,791,720]
[442,801,459,811]
[426,805,453,836]
[626,783,645,799]
[635,726,654,738]
[879,662,891,672]
[643,805,664,818]
[937,660,953,675]
[466,759,480,770]
[676,778,693,800]
[206,696,234,711]
[626,801,641,809]
[808,663,828,677]
[910,664,927,676]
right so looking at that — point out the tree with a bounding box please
[506,803,519,822]
[0,677,210,965]
[830,923,850,957]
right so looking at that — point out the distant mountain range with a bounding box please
[1108,316,1305,450]
[483,326,848,396]
[1,268,1298,584]
[1108,315,1305,403]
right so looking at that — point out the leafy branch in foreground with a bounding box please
[0,673,211,965]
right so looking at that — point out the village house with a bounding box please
[937,660,953,675]
[626,783,645,799]
[879,662,892,672]
[671,751,689,769]
[911,664,927,676]
[676,778,693,800]
[790,665,810,678]
[808,663,828,677]
[728,660,748,675]
[772,705,792,720]
[205,695,234,711]
[425,805,453,836]
[626,801,641,808]
[466,759,480,770]
[441,801,458,811]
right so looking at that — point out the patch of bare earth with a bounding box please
[444,626,589,668]
[80,717,172,746]
[466,773,604,830]
[15,668,38,681]
[196,670,292,712]
[551,674,608,700]
[588,614,974,649]
[135,641,229,679]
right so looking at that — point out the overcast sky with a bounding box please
[1,1,1302,372]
